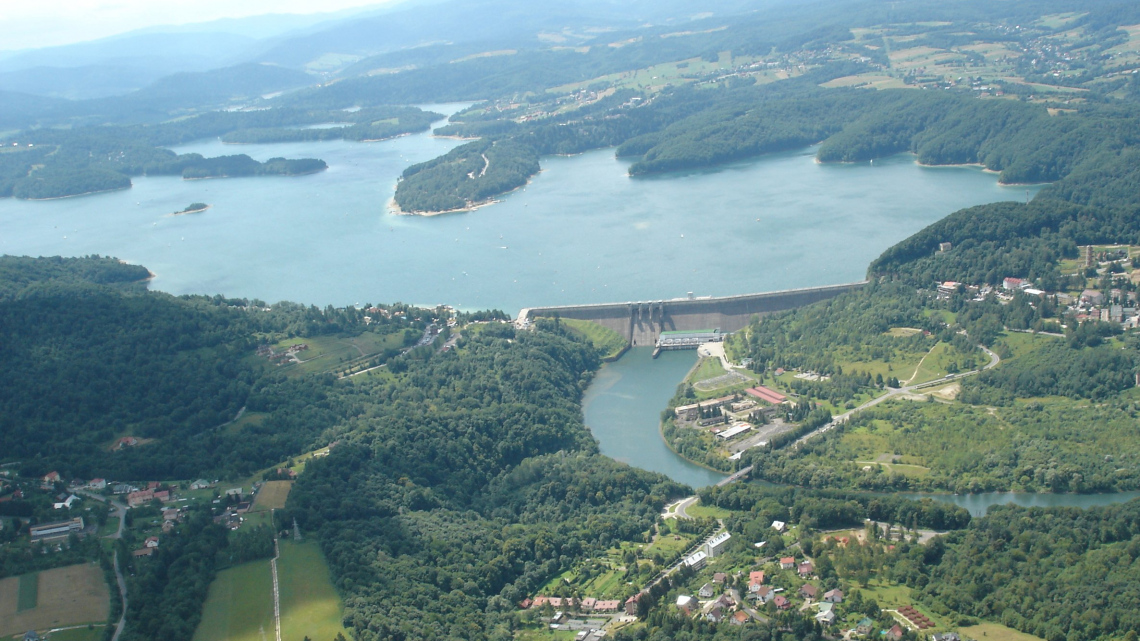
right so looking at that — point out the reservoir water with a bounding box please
[0,105,1042,311]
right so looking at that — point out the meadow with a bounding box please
[0,563,110,637]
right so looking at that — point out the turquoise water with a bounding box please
[582,347,725,488]
[0,105,1042,312]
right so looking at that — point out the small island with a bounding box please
[173,202,210,215]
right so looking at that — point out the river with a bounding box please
[581,349,1140,517]
[0,104,1041,311]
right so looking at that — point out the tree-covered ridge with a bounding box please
[221,106,442,144]
[860,500,1140,641]
[0,106,443,199]
[0,255,438,480]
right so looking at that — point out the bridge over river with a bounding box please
[519,281,867,347]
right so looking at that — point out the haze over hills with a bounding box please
[4,2,1140,641]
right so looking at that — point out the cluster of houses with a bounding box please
[520,596,624,614]
[937,275,1140,330]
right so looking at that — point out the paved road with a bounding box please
[78,490,127,539]
[663,496,699,519]
[110,551,128,641]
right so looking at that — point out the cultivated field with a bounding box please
[0,563,110,636]
[252,481,293,511]
[277,540,351,641]
[191,559,275,641]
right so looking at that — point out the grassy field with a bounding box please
[559,318,628,360]
[688,357,727,384]
[222,411,268,436]
[277,540,350,641]
[960,622,1047,641]
[268,332,405,376]
[18,571,38,611]
[252,481,293,511]
[0,563,110,637]
[192,559,275,641]
[685,502,732,519]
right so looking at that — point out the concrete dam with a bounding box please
[520,281,867,347]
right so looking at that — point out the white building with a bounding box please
[706,531,732,557]
[684,550,708,570]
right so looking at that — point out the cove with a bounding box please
[583,348,1140,517]
[0,109,1042,310]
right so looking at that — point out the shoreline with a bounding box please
[170,205,210,216]
[24,185,131,201]
[388,171,540,217]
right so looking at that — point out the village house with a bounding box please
[676,595,695,616]
[748,571,765,591]
[779,556,795,569]
[87,478,107,490]
[816,602,836,624]
[857,617,874,635]
[41,471,60,490]
[132,547,155,558]
[624,594,640,615]
[797,561,813,577]
[699,583,716,599]
[751,586,774,604]
[127,489,154,508]
[887,625,905,640]
[145,536,159,548]
[53,494,79,510]
[774,595,791,610]
[799,583,818,600]
[731,610,750,625]
[823,588,844,603]
[713,572,727,584]
[771,520,786,532]
[580,597,596,611]
[190,479,212,490]
[706,605,724,623]
[594,600,620,613]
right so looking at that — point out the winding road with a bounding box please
[80,490,129,641]
[718,341,1001,486]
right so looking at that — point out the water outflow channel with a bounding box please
[582,347,1140,517]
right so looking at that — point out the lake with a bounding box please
[0,104,1042,313]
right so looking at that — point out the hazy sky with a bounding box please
[0,0,393,52]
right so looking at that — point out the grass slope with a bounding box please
[277,540,350,641]
[191,559,275,641]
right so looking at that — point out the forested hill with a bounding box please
[0,255,440,480]
[284,324,686,639]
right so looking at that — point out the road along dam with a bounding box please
[519,281,867,347]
